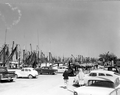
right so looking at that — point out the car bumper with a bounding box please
[1,77,13,81]
[33,74,39,77]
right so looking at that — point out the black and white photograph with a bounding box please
[0,0,120,95]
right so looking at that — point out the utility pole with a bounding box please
[37,31,40,64]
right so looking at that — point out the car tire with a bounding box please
[10,79,13,82]
[28,74,33,79]
[34,76,37,78]
[40,72,42,74]
[52,72,55,75]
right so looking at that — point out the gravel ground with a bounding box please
[0,73,76,95]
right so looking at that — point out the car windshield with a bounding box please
[88,80,114,88]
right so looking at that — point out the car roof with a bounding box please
[90,70,114,74]
[88,76,119,83]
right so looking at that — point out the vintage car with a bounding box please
[35,66,58,75]
[15,67,38,79]
[0,67,15,82]
[83,69,120,84]
[73,76,120,95]
[57,66,67,73]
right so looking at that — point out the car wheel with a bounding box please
[28,74,33,79]
[34,76,37,78]
[40,72,42,74]
[15,74,18,78]
[10,79,13,82]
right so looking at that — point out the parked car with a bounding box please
[73,76,120,95]
[0,66,15,82]
[83,69,120,84]
[15,67,38,79]
[57,66,67,73]
[36,66,58,75]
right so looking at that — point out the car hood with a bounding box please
[74,86,114,95]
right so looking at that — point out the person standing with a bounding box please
[63,68,69,89]
[77,68,85,86]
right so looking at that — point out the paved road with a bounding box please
[0,74,76,95]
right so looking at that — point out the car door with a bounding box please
[42,67,48,74]
[24,69,30,77]
[19,69,26,77]
[58,67,62,72]
[46,67,51,73]
[98,73,105,76]
[20,69,28,77]
[59,67,66,73]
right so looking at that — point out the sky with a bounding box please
[0,1,120,58]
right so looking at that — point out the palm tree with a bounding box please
[99,52,117,66]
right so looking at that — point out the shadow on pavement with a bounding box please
[67,89,74,93]
[60,86,67,89]
[60,86,74,93]
[0,80,15,83]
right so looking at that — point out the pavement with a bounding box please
[7,68,88,95]
[39,75,77,95]
[0,71,77,95]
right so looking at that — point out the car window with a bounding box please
[89,73,97,76]
[25,69,28,71]
[88,80,114,88]
[28,69,31,71]
[98,73,105,76]
[106,74,113,76]
[21,69,24,71]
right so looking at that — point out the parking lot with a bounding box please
[0,73,76,95]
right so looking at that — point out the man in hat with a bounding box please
[63,68,69,89]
